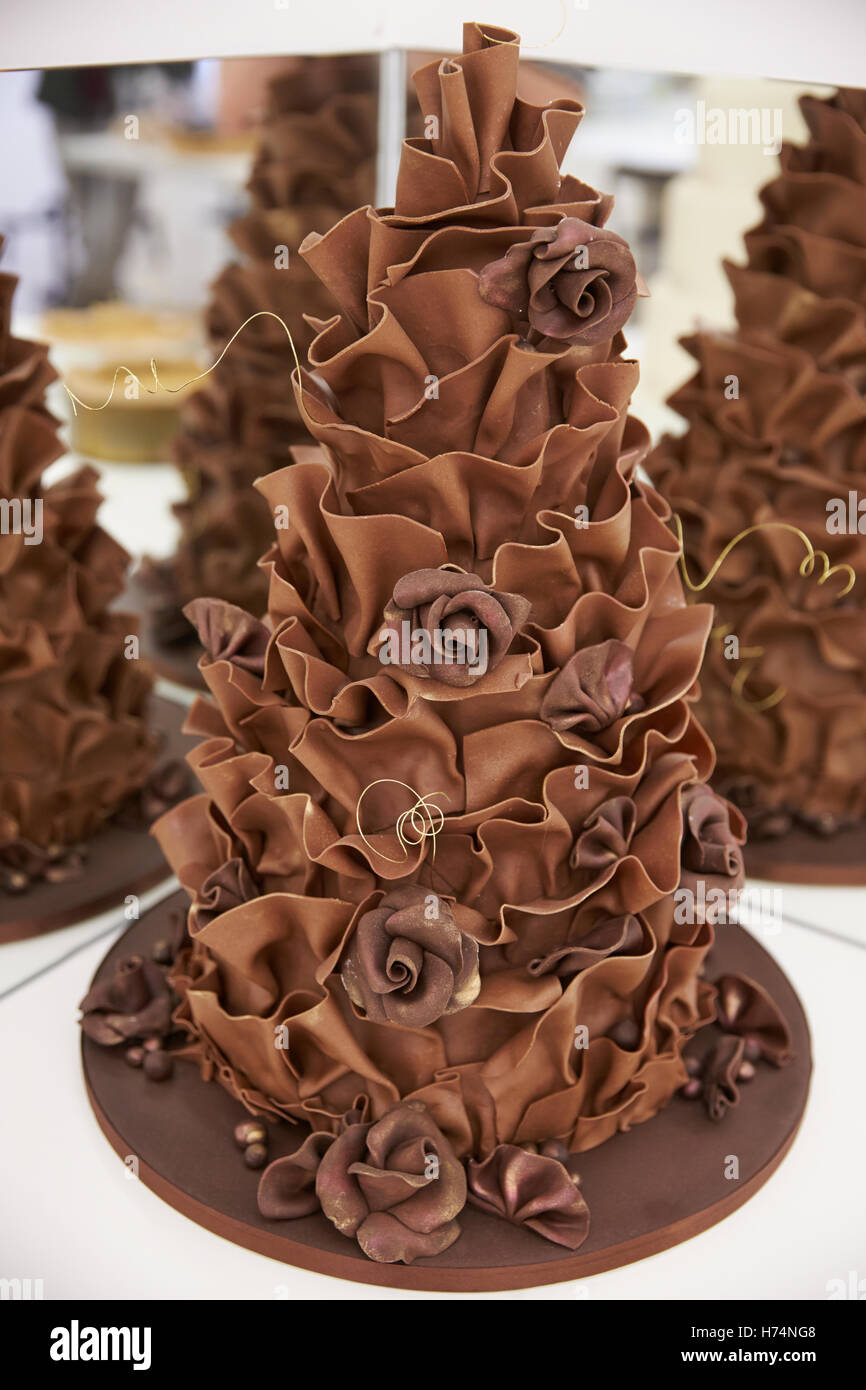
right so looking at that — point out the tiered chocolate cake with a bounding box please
[650,91,866,872]
[0,254,160,904]
[83,26,803,1276]
[140,64,377,649]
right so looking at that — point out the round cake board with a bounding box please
[0,697,194,945]
[745,819,866,886]
[123,572,204,692]
[81,893,811,1293]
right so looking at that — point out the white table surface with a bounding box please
[0,876,180,1000]
[1,894,863,1301]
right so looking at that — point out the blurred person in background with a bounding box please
[0,69,68,314]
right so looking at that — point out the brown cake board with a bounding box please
[123,572,205,692]
[0,697,194,945]
[81,893,811,1293]
[744,819,866,887]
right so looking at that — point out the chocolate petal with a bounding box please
[258,1131,335,1219]
[350,1161,428,1212]
[81,955,150,1016]
[449,934,482,1012]
[468,1144,590,1250]
[393,568,484,609]
[715,973,794,1066]
[315,1121,372,1236]
[571,795,637,869]
[541,639,637,734]
[703,1035,745,1121]
[190,856,259,933]
[477,240,537,315]
[355,1210,462,1263]
[682,784,743,877]
[184,598,270,675]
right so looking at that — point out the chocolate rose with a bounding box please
[716,973,794,1067]
[478,217,639,345]
[380,568,530,688]
[341,885,480,1028]
[79,954,174,1046]
[528,913,643,979]
[703,1035,745,1122]
[467,1143,590,1250]
[570,795,637,870]
[681,784,743,878]
[315,1101,466,1263]
[184,597,270,676]
[540,639,643,735]
[189,856,259,934]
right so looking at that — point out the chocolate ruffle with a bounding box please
[152,25,741,1182]
[0,256,158,862]
[650,91,866,833]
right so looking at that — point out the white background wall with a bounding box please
[4,0,866,85]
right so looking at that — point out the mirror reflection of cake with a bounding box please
[41,302,203,462]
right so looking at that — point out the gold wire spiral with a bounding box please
[356,779,449,865]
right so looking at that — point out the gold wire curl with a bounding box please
[673,514,855,599]
[677,516,857,714]
[356,779,449,865]
[62,310,301,416]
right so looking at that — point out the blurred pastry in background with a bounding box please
[41,301,203,461]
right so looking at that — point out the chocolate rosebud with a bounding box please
[478,217,639,345]
[79,954,174,1047]
[570,795,637,870]
[715,972,794,1067]
[189,857,259,934]
[341,885,480,1029]
[681,784,744,878]
[315,1101,466,1263]
[184,597,270,676]
[467,1144,590,1250]
[380,567,530,688]
[540,639,643,735]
